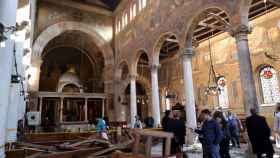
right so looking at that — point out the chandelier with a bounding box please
[204,30,221,96]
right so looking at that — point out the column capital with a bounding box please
[230,24,252,40]
[181,47,195,58]
[150,64,161,72]
[129,74,138,80]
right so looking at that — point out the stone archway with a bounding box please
[29,21,114,92]
[32,21,114,65]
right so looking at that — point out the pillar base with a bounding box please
[6,131,17,144]
[185,128,196,146]
[0,145,5,158]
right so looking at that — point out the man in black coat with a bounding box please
[166,111,186,155]
[246,108,274,158]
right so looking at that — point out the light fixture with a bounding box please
[11,74,21,83]
[204,26,220,96]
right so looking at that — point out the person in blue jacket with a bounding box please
[195,109,223,158]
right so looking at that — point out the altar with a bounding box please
[37,92,106,132]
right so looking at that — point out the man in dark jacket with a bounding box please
[144,115,154,128]
[162,110,172,155]
[166,111,186,155]
[195,109,223,158]
[246,108,274,158]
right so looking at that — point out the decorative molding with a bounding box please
[150,64,161,72]
[181,47,195,58]
[229,24,252,38]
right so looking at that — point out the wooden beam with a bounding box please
[165,38,179,43]
[44,0,113,16]
[269,0,280,7]
[198,22,227,32]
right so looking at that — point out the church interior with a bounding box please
[1,0,280,157]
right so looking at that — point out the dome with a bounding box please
[57,66,83,92]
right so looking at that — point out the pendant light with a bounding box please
[204,29,220,96]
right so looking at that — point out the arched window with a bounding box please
[124,13,128,26]
[217,77,229,108]
[142,0,147,8]
[138,0,142,11]
[260,66,280,104]
[122,15,125,28]
[118,20,121,32]
[133,4,137,18]
[130,6,133,21]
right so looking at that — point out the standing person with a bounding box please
[274,103,280,148]
[227,112,242,148]
[214,111,231,158]
[162,110,172,156]
[144,115,154,128]
[171,111,186,157]
[195,109,223,158]
[103,116,110,130]
[96,118,108,140]
[246,108,274,158]
[162,110,171,131]
[133,115,143,129]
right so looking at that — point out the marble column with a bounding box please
[6,32,26,143]
[130,75,137,127]
[85,98,88,122]
[102,99,105,118]
[0,0,18,157]
[232,25,258,115]
[182,48,197,145]
[60,98,64,123]
[151,65,161,127]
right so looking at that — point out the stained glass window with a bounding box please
[218,77,229,108]
[260,66,280,104]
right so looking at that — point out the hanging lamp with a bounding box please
[204,29,221,96]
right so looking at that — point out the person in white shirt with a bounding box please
[134,115,143,129]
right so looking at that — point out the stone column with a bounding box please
[130,75,137,127]
[6,82,20,143]
[60,98,64,123]
[39,97,43,111]
[232,25,258,115]
[102,98,105,118]
[182,48,197,145]
[151,64,161,127]
[6,33,26,143]
[85,98,88,122]
[39,97,43,125]
[0,0,18,157]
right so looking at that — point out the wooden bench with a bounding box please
[131,129,174,158]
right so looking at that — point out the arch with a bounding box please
[133,49,150,66]
[115,60,131,81]
[43,45,97,70]
[130,49,150,75]
[58,82,83,93]
[182,5,232,47]
[152,32,179,65]
[32,21,114,66]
